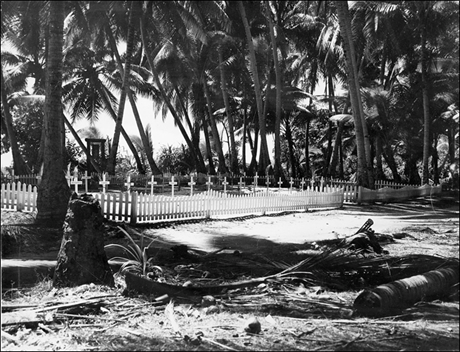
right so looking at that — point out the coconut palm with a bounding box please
[36,1,71,226]
[238,1,271,173]
[335,1,372,187]
[139,0,215,174]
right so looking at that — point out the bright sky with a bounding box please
[71,98,185,156]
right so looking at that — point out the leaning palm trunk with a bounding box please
[354,267,459,317]
[63,114,101,173]
[98,87,145,174]
[107,1,135,175]
[104,10,160,175]
[335,1,369,187]
[139,14,207,174]
[218,46,238,174]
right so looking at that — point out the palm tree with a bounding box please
[106,1,135,175]
[36,1,71,226]
[335,1,371,187]
[265,1,282,179]
[238,1,271,173]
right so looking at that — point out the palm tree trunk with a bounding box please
[327,120,345,177]
[242,106,248,174]
[202,116,215,174]
[323,76,334,177]
[98,87,144,173]
[107,1,135,175]
[139,14,207,175]
[1,68,31,174]
[335,1,369,187]
[421,18,431,185]
[238,1,270,172]
[218,46,238,174]
[375,134,384,180]
[36,0,70,226]
[203,80,228,174]
[104,7,159,175]
[173,85,207,172]
[266,1,282,179]
[285,116,297,178]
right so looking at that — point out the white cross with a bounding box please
[238,176,245,190]
[310,178,315,190]
[125,174,134,192]
[289,177,294,192]
[99,172,110,193]
[300,178,306,191]
[188,176,196,196]
[71,175,82,193]
[169,175,178,197]
[148,175,157,194]
[222,176,229,193]
[320,176,325,191]
[278,177,283,189]
[81,171,91,193]
[206,176,213,191]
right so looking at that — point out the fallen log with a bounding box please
[353,266,459,317]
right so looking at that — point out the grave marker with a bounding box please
[206,176,213,191]
[169,175,178,197]
[148,175,157,194]
[125,174,134,192]
[99,172,110,193]
[188,176,196,196]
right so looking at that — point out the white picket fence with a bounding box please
[93,188,345,224]
[1,181,344,224]
[1,182,38,212]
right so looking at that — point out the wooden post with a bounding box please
[169,175,178,197]
[99,172,110,194]
[148,175,157,194]
[188,176,196,196]
[130,191,138,225]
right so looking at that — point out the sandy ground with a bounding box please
[143,200,459,253]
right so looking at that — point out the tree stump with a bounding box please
[53,193,114,287]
